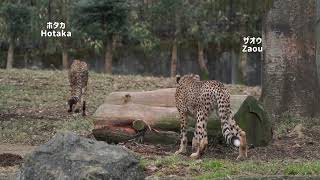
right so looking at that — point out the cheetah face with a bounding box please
[192,74,200,81]
[68,96,79,113]
[185,74,200,81]
[178,74,200,84]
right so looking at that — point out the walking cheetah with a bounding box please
[175,74,247,159]
[68,60,88,116]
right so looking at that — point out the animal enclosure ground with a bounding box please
[1,69,320,179]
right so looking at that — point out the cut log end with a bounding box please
[132,120,146,131]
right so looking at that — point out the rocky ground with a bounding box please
[1,69,319,179]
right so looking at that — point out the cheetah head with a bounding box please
[177,74,200,84]
[68,96,79,113]
[176,75,181,83]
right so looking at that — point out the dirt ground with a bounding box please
[2,130,320,178]
[1,69,319,179]
[124,131,320,161]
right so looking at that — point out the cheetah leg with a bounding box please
[190,135,200,159]
[175,111,188,155]
[82,100,87,116]
[237,131,248,160]
[81,87,87,116]
[190,111,208,159]
[192,136,199,152]
[74,101,81,113]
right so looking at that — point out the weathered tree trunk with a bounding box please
[62,48,68,69]
[170,38,177,77]
[261,0,320,121]
[104,36,114,74]
[231,50,237,84]
[24,53,28,68]
[48,0,52,22]
[6,39,14,69]
[317,0,320,83]
[239,49,247,84]
[197,41,209,79]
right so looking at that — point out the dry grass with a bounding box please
[0,69,258,145]
[5,69,319,179]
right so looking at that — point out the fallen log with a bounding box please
[132,120,146,131]
[93,88,249,145]
[93,103,179,131]
[93,127,180,145]
[93,126,137,143]
[104,88,247,112]
[93,103,226,144]
[104,88,176,107]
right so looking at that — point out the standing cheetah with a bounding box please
[175,74,247,159]
[68,60,88,116]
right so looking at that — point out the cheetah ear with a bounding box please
[176,75,181,83]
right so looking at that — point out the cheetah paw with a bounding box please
[236,155,246,161]
[174,148,186,155]
[190,152,200,159]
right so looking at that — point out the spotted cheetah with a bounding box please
[175,74,247,159]
[68,60,88,116]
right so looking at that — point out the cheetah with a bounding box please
[67,60,88,116]
[175,74,247,159]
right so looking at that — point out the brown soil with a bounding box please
[0,128,319,178]
[124,127,320,161]
[1,125,319,168]
[0,154,23,167]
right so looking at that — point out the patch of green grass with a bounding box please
[200,160,320,179]
[0,118,61,144]
[142,155,320,179]
[203,160,223,170]
[0,84,17,91]
[59,117,94,133]
[275,112,302,136]
[153,155,180,167]
[284,162,320,175]
[197,160,231,179]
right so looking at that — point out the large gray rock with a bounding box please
[18,132,145,180]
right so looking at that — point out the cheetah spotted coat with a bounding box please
[175,74,247,159]
[68,60,88,116]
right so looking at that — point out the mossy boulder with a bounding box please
[234,96,272,146]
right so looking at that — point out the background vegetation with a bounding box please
[1,0,320,178]
[0,0,262,84]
